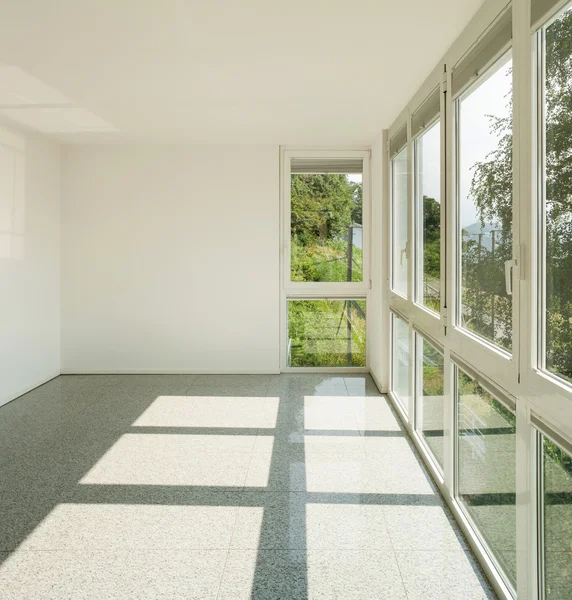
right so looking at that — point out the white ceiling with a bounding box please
[0,0,484,144]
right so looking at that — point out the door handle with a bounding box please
[505,258,517,296]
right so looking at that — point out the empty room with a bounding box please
[1,0,571,598]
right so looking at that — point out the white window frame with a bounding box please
[447,47,520,393]
[413,114,443,320]
[280,148,371,373]
[520,5,572,414]
[413,328,446,478]
[452,359,518,596]
[390,144,409,300]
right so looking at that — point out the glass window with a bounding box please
[290,166,363,283]
[391,148,408,296]
[541,6,572,384]
[287,299,366,367]
[391,314,410,416]
[456,368,516,588]
[415,335,444,470]
[541,434,572,599]
[415,121,441,313]
[457,55,513,352]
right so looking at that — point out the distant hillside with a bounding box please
[462,221,504,252]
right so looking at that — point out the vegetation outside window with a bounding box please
[287,299,366,368]
[540,6,572,385]
[415,121,441,312]
[456,368,516,589]
[290,161,363,284]
[540,434,572,598]
[284,153,368,370]
[457,54,513,352]
[415,334,444,470]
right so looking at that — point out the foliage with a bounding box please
[422,195,441,311]
[289,174,365,366]
[288,300,366,367]
[422,363,444,396]
[423,196,441,277]
[291,174,358,245]
[291,237,363,283]
[467,8,572,377]
[544,438,572,476]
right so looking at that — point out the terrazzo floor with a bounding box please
[0,374,496,599]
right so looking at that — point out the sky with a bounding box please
[418,56,513,228]
[341,57,512,235]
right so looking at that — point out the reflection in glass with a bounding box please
[392,314,410,416]
[543,7,572,384]
[458,56,513,352]
[415,335,444,470]
[542,435,572,599]
[457,369,516,587]
[290,170,363,283]
[392,148,408,296]
[415,121,441,312]
[287,299,366,367]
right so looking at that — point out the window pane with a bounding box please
[287,299,366,367]
[458,56,513,352]
[415,121,441,312]
[457,369,516,587]
[543,7,572,383]
[392,314,410,416]
[415,336,444,470]
[392,148,408,296]
[542,435,572,599]
[290,169,363,283]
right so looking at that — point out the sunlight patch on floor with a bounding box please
[131,396,279,428]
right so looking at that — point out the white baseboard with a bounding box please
[60,368,281,375]
[0,371,61,409]
[369,370,388,394]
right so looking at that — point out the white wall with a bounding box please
[61,145,280,373]
[0,126,61,407]
[369,131,389,391]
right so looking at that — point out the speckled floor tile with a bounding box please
[0,373,500,599]
[0,549,227,600]
[184,384,270,397]
[192,374,272,387]
[304,500,392,550]
[351,395,404,430]
[395,550,497,599]
[245,451,306,491]
[18,496,240,550]
[306,549,408,599]
[132,395,278,429]
[345,378,383,397]
[231,491,392,551]
[112,374,200,386]
[267,376,349,398]
[230,492,307,549]
[383,504,468,551]
[302,396,359,430]
[217,549,309,600]
[79,433,251,488]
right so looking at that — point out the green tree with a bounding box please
[469,8,572,374]
[290,174,363,283]
[290,174,355,244]
[422,195,441,311]
[289,174,365,366]
[423,196,441,276]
